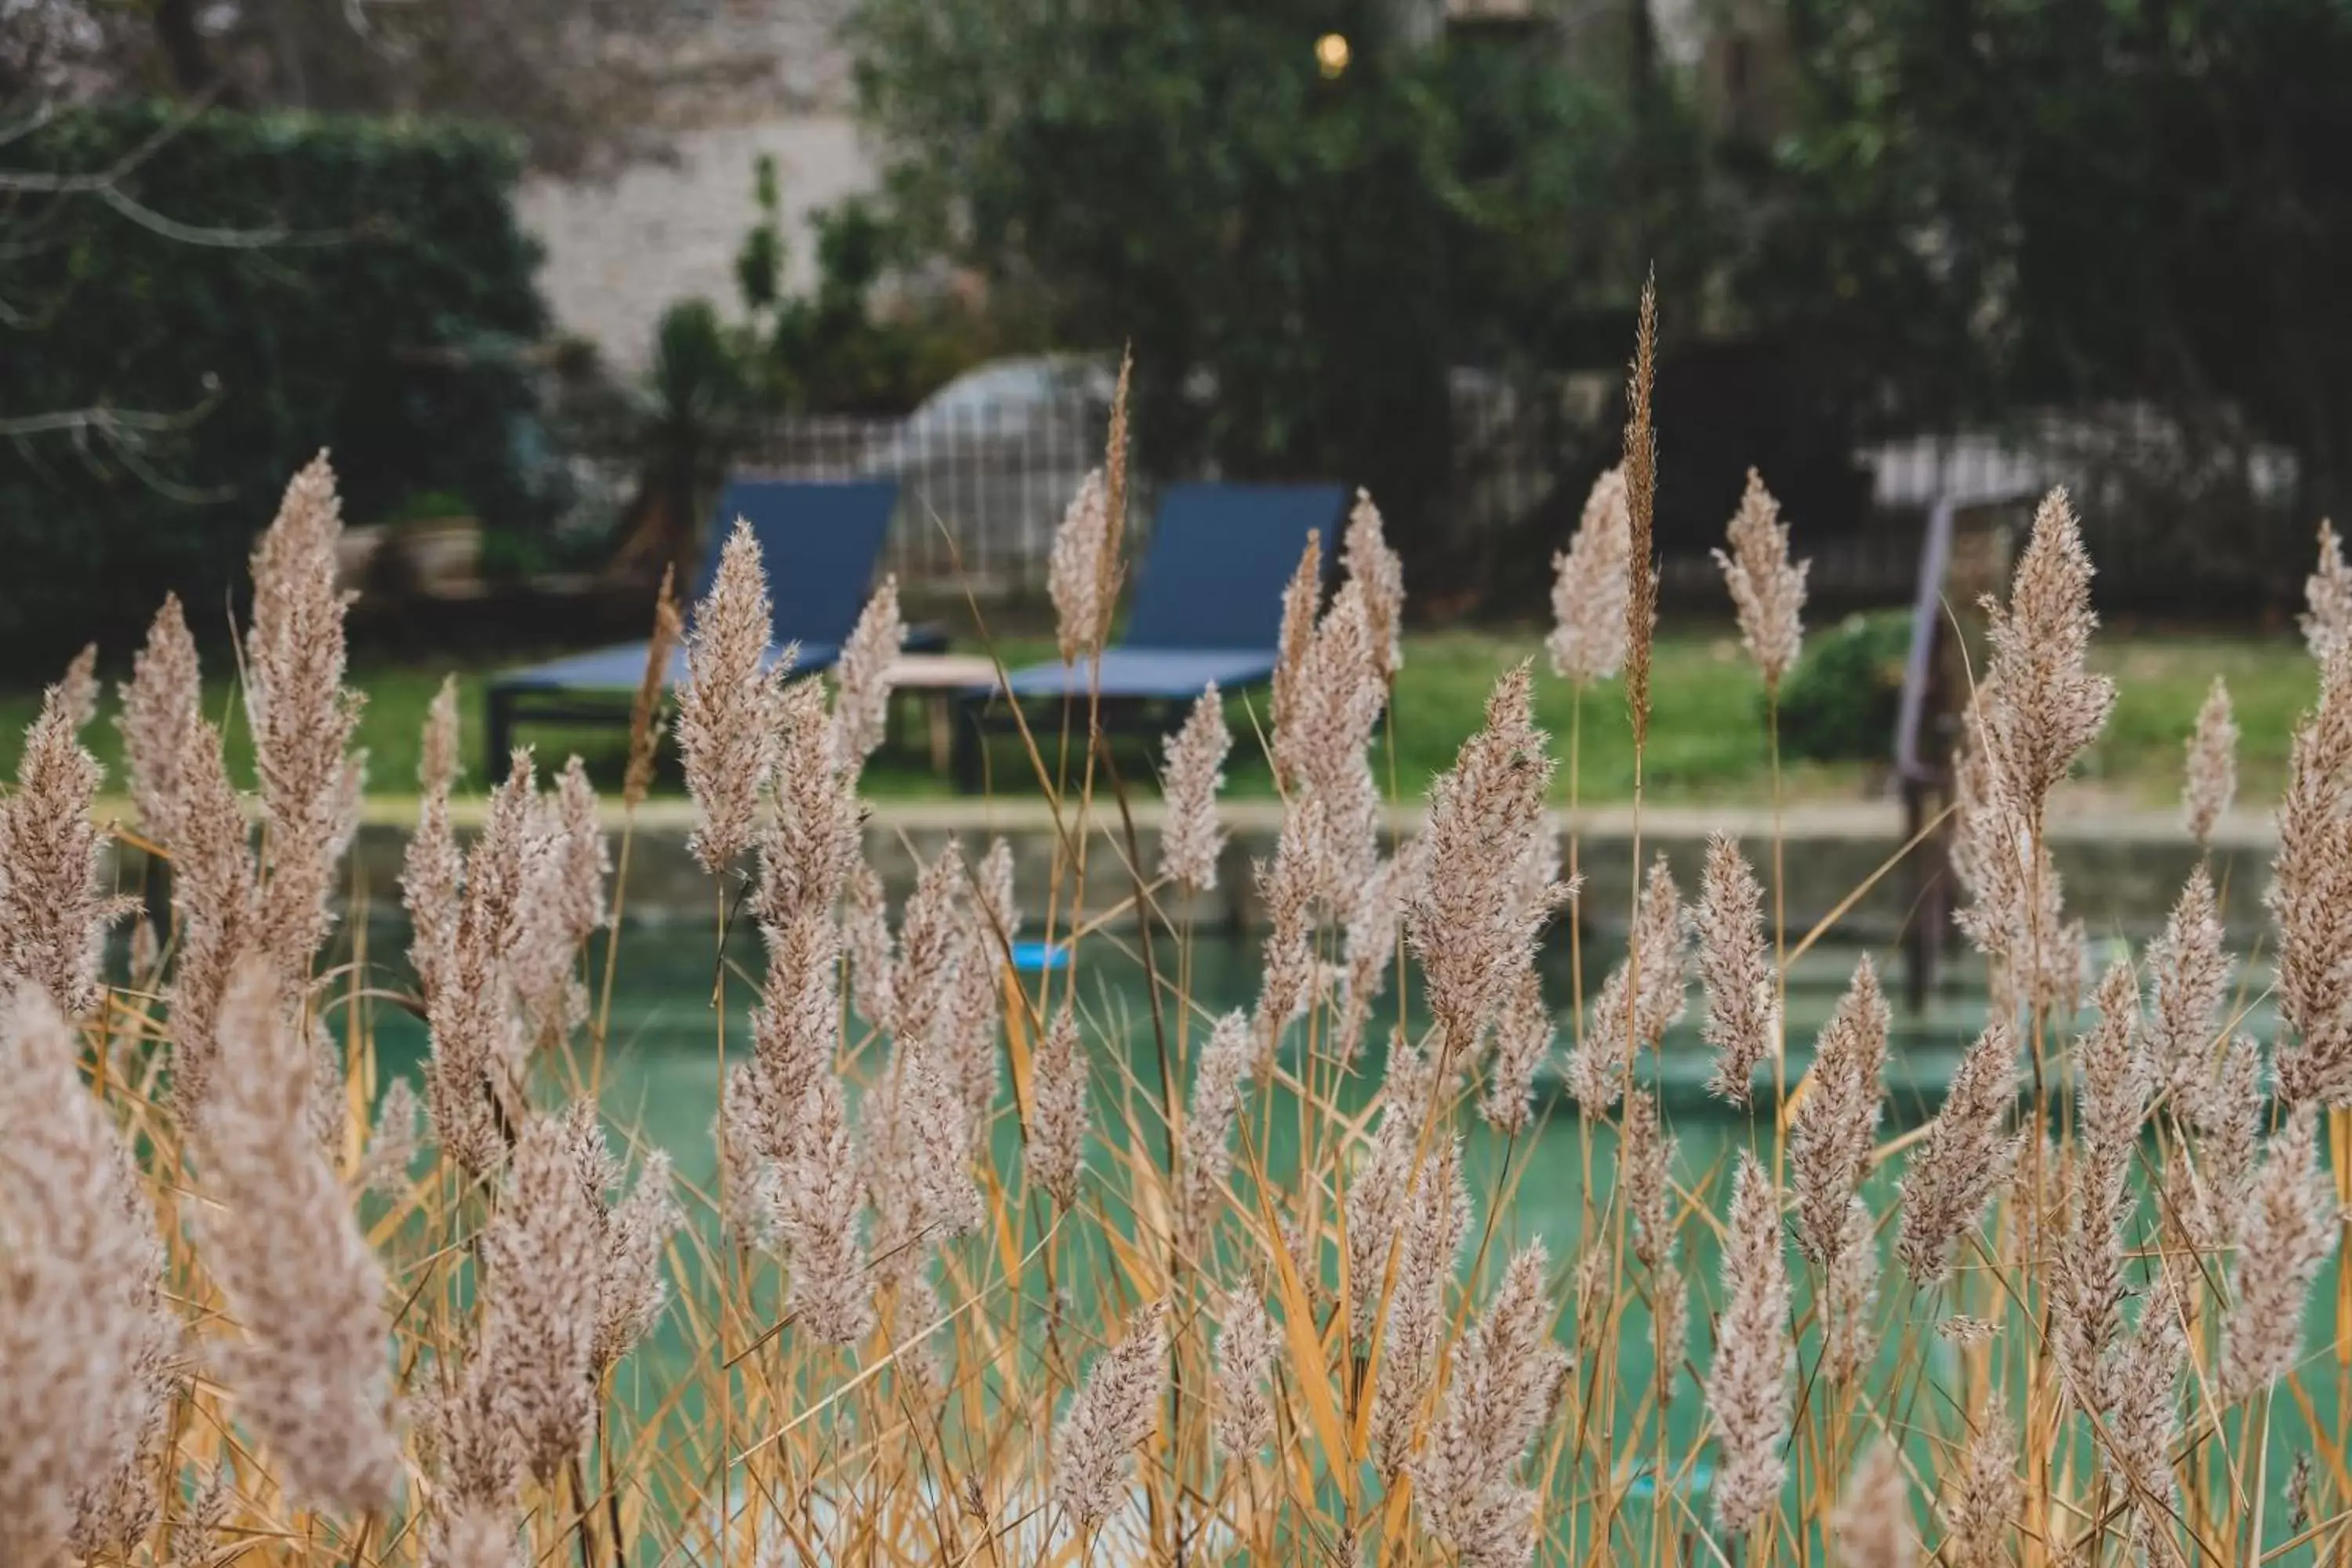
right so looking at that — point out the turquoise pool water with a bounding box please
[348,918,2332,1556]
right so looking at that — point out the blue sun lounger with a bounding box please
[485,477,938,768]
[952,481,1348,792]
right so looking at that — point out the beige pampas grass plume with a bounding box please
[117,594,201,846]
[626,566,683,811]
[829,573,906,775]
[1622,274,1660,746]
[1548,466,1632,685]
[1179,1010,1251,1244]
[2302,518,2352,662]
[1896,1019,2023,1287]
[2266,641,2352,1105]
[1980,488,2114,816]
[1344,488,1407,682]
[1406,665,1570,1068]
[1159,684,1232,891]
[1698,833,1774,1105]
[1373,1137,1472,1477]
[0,985,175,1568]
[677,517,784,875]
[1048,467,1113,666]
[1270,532,1323,784]
[1715,469,1809,693]
[1938,1397,2020,1568]
[1211,1287,1277,1461]
[0,685,118,1017]
[195,955,400,1508]
[1705,1151,1793,1536]
[1831,1443,1917,1568]
[1411,1241,1567,1568]
[2220,1105,2339,1403]
[1051,1300,1167,1538]
[2145,866,2229,1104]
[2183,676,2237,845]
[1790,956,1888,1267]
[477,1112,602,1485]
[56,642,98,731]
[1021,1006,1082,1213]
[245,452,365,985]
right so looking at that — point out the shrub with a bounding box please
[0,103,556,652]
[1774,607,1913,763]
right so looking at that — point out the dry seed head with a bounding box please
[1411,1241,1566,1568]
[1791,956,1889,1267]
[359,1076,423,1196]
[244,452,365,985]
[2145,866,2229,1107]
[1621,1088,1678,1273]
[1051,1300,1168,1537]
[2267,640,2352,1105]
[1698,833,1774,1106]
[2303,518,2352,663]
[1160,684,1232,892]
[1547,466,1632,685]
[2176,1032,2263,1252]
[54,642,97,731]
[1372,1138,1472,1477]
[1180,1011,1252,1246]
[593,1145,682,1376]
[0,985,175,1568]
[1896,1019,2024,1286]
[478,1112,602,1486]
[1270,531,1323,785]
[1622,274,1659,746]
[116,594,201,845]
[1048,468,1113,666]
[1343,487,1407,682]
[1714,469,1809,691]
[829,573,906,776]
[196,955,400,1508]
[1704,1151,1793,1536]
[1479,964,1554,1137]
[677,517,783,874]
[1938,1396,2020,1568]
[1025,1003,1090,1214]
[1211,1287,1278,1461]
[1979,488,2114,815]
[625,567,683,810]
[1406,664,1569,1067]
[1831,1443,1916,1568]
[2183,676,2238,845]
[772,1073,875,1345]
[166,718,258,1125]
[2220,1104,2339,1403]
[1821,1196,1881,1386]
[0,686,119,1016]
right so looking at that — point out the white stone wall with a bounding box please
[517,114,879,372]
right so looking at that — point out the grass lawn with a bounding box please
[1,626,2316,808]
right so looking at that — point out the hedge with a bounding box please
[0,103,555,652]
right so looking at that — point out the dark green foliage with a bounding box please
[1775,609,1912,764]
[1748,0,2352,607]
[0,103,552,650]
[848,1,1701,590]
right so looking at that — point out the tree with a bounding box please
[1748,0,2352,542]
[849,0,1696,583]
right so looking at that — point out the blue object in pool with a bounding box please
[1011,941,1069,973]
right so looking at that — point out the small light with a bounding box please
[1316,32,1352,78]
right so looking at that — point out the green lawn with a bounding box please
[1,628,2316,808]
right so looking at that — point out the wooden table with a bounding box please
[882,653,1003,772]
